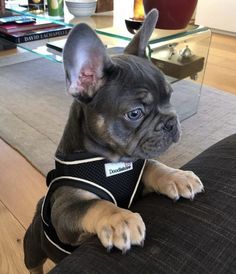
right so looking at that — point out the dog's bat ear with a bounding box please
[124,9,159,58]
[63,23,112,101]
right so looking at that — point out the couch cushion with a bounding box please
[49,134,236,274]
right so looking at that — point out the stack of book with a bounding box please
[0,15,71,43]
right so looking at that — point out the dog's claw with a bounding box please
[140,239,145,248]
[106,245,112,253]
[122,248,128,255]
[173,196,179,202]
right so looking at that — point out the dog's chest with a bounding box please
[44,153,145,208]
[45,152,146,209]
[41,153,145,254]
[41,153,146,254]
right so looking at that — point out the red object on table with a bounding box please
[143,0,198,29]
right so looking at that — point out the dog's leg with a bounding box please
[142,160,204,200]
[24,225,46,274]
[27,264,45,274]
[24,199,47,274]
[51,189,145,253]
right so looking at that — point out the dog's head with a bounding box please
[63,9,181,161]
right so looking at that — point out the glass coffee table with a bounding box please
[1,3,212,120]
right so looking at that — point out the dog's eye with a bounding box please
[125,108,144,121]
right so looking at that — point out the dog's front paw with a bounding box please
[155,169,204,201]
[96,210,145,253]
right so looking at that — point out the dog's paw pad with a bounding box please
[97,211,145,252]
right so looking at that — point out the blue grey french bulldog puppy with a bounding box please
[23,10,203,274]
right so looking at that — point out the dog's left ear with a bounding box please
[63,23,112,101]
[124,9,159,58]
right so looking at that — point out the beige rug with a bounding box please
[0,58,236,175]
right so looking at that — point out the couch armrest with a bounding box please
[49,134,236,274]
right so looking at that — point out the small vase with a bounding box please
[143,0,198,29]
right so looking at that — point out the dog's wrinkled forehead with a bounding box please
[87,56,173,121]
[105,55,172,105]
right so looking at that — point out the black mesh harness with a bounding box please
[41,152,146,254]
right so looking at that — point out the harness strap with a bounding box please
[41,154,146,254]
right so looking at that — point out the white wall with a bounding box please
[195,0,236,33]
[113,0,134,27]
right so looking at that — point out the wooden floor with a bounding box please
[203,33,236,94]
[0,140,55,273]
[0,33,236,274]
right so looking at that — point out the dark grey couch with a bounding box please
[49,134,236,274]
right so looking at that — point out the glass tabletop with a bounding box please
[2,2,212,122]
[3,3,210,66]
[6,3,209,44]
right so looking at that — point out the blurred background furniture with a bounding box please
[96,0,113,12]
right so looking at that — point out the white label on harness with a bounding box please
[104,162,133,177]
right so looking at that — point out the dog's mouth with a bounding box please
[130,123,181,160]
[141,137,177,158]
[116,132,180,163]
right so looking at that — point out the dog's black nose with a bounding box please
[162,117,180,142]
[162,117,177,132]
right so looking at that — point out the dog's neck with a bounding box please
[56,100,84,156]
[56,100,121,161]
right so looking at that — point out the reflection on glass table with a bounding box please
[3,3,212,121]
